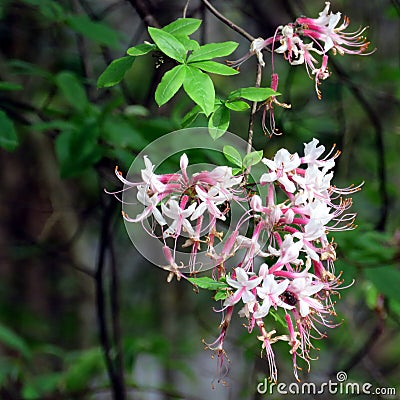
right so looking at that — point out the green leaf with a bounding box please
[363,282,379,310]
[223,145,242,167]
[56,71,88,111]
[38,2,64,22]
[0,82,23,91]
[269,310,287,328]
[364,266,400,303]
[243,150,263,168]
[7,60,52,79]
[31,120,75,132]
[55,123,102,178]
[101,114,147,150]
[97,56,135,88]
[64,348,104,391]
[126,43,156,56]
[183,66,215,116]
[22,373,62,400]
[214,290,230,301]
[189,60,239,76]
[66,15,120,48]
[181,105,202,128]
[124,105,150,117]
[208,105,230,140]
[187,41,238,62]
[225,99,250,111]
[229,87,278,102]
[0,110,18,152]
[155,65,186,106]
[148,27,187,62]
[0,323,31,358]
[162,18,202,37]
[232,167,242,175]
[175,36,200,51]
[187,277,229,291]
[339,229,396,265]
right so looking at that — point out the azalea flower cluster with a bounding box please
[115,138,361,382]
[231,1,371,99]
[115,153,247,277]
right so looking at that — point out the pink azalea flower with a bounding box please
[288,276,325,317]
[161,199,197,238]
[261,148,300,193]
[224,268,262,306]
[254,272,294,319]
[293,164,333,204]
[141,155,166,194]
[296,1,371,55]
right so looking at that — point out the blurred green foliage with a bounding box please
[0,0,399,399]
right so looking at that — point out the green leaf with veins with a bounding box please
[162,18,202,36]
[155,65,186,106]
[97,56,135,88]
[214,290,230,301]
[126,43,156,56]
[229,87,279,102]
[232,167,242,175]
[225,100,250,111]
[148,27,187,62]
[187,41,238,62]
[208,105,230,140]
[181,105,202,128]
[190,61,239,76]
[269,310,287,328]
[243,150,263,168]
[187,277,229,291]
[175,36,200,51]
[223,145,243,167]
[183,66,215,116]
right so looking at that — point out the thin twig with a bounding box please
[200,0,255,42]
[246,63,263,155]
[200,1,206,45]
[73,0,95,100]
[109,233,125,398]
[98,1,126,20]
[183,0,191,18]
[96,197,126,400]
[125,0,161,28]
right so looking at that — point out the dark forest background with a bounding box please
[0,0,399,399]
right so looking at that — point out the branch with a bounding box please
[125,0,161,28]
[182,0,191,18]
[246,62,263,155]
[98,1,126,20]
[96,197,126,400]
[109,233,125,398]
[200,0,255,42]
